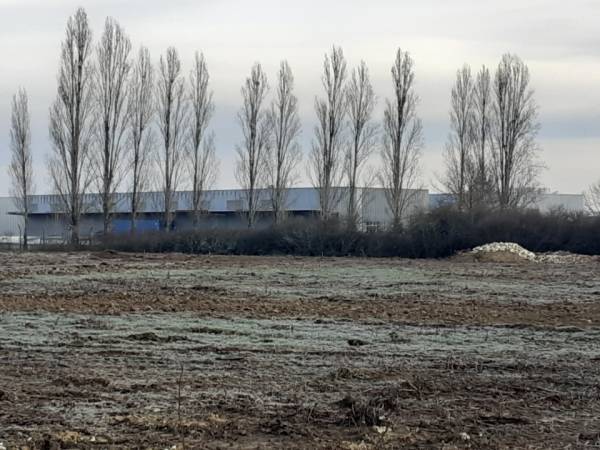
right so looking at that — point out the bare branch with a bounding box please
[379,48,423,230]
[490,54,543,208]
[585,180,600,215]
[235,62,270,228]
[345,60,377,229]
[8,88,33,248]
[127,46,155,231]
[48,7,95,245]
[187,51,217,227]
[309,45,347,220]
[470,66,495,208]
[156,46,188,231]
[442,64,475,210]
[265,60,302,225]
[92,17,131,233]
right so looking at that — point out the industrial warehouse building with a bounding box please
[19,187,429,241]
[0,197,24,242]
[0,188,587,242]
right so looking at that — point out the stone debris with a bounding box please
[535,252,596,264]
[470,242,597,264]
[472,242,536,261]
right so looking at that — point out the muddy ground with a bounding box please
[0,251,599,449]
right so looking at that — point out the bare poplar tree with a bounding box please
[380,48,423,230]
[265,60,302,225]
[127,46,154,232]
[8,89,33,249]
[442,65,474,210]
[191,132,219,220]
[345,61,377,229]
[187,51,217,227]
[156,47,188,231]
[490,54,541,208]
[93,17,131,234]
[48,7,94,245]
[309,46,347,220]
[471,66,494,207]
[235,63,270,228]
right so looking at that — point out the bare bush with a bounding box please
[96,209,600,258]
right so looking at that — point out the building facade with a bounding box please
[19,188,428,240]
[1,188,586,241]
[428,192,586,212]
[0,197,24,238]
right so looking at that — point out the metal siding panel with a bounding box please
[0,197,24,236]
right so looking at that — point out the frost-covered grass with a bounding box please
[2,312,599,361]
[3,260,597,306]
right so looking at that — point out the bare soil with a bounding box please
[1,251,599,449]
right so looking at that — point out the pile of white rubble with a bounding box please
[469,242,594,263]
[471,242,537,261]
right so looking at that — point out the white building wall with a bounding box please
[26,188,321,215]
[17,189,587,237]
[427,192,586,213]
[360,188,429,229]
[0,197,24,236]
[534,194,585,213]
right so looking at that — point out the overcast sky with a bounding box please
[0,0,598,195]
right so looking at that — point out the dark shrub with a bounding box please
[91,209,600,258]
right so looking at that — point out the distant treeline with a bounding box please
[88,208,600,258]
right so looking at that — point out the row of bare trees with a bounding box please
[8,7,553,245]
[43,8,219,243]
[233,46,423,230]
[234,46,422,230]
[306,47,423,231]
[441,55,543,210]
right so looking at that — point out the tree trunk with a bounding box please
[23,215,28,250]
